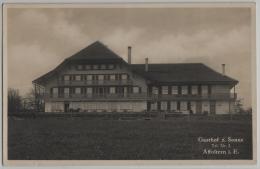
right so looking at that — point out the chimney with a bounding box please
[145,58,149,72]
[128,46,132,64]
[222,64,225,75]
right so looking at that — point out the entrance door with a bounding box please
[64,102,70,112]
[210,101,216,115]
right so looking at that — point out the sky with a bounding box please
[6,6,253,108]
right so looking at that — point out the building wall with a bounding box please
[44,63,147,95]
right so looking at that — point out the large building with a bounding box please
[33,41,238,114]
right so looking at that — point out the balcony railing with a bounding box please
[45,93,237,101]
[149,93,237,100]
[58,80,133,86]
[45,93,148,101]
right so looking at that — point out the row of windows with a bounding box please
[75,64,116,70]
[51,86,142,95]
[150,101,192,111]
[62,74,129,81]
[151,85,212,95]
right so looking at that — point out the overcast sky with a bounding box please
[7,6,253,108]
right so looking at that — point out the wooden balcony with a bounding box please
[149,93,237,101]
[45,93,237,102]
[58,80,133,86]
[45,93,148,101]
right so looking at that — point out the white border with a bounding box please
[0,0,258,169]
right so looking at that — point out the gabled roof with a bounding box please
[33,41,238,86]
[68,41,123,61]
[33,41,126,84]
[131,63,238,85]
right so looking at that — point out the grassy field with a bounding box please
[8,116,252,160]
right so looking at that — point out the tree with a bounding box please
[8,88,22,114]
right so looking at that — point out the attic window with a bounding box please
[77,65,83,70]
[93,65,99,70]
[108,64,115,69]
[85,65,91,70]
[100,64,106,69]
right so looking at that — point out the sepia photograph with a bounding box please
[2,2,256,166]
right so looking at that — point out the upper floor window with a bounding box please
[100,64,106,70]
[98,75,104,81]
[171,86,178,95]
[152,86,158,94]
[77,65,83,70]
[75,87,81,94]
[162,86,168,95]
[181,86,188,95]
[110,87,116,94]
[191,85,198,95]
[64,75,70,81]
[85,65,91,70]
[86,75,92,81]
[93,65,99,70]
[121,74,128,80]
[133,87,140,93]
[110,74,116,80]
[52,87,58,94]
[86,87,93,94]
[201,85,208,95]
[108,64,115,69]
[75,75,81,81]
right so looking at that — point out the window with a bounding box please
[110,87,116,94]
[151,102,157,110]
[100,64,106,69]
[162,86,168,95]
[52,88,58,98]
[53,88,58,94]
[64,88,70,98]
[108,64,115,69]
[86,75,92,81]
[110,74,116,80]
[161,101,168,110]
[86,87,92,94]
[191,85,198,95]
[121,74,128,80]
[93,65,99,70]
[180,101,188,110]
[152,86,158,94]
[77,65,83,70]
[201,85,208,95]
[133,87,140,93]
[171,86,178,95]
[98,75,104,81]
[85,65,91,70]
[75,88,81,94]
[170,101,177,110]
[181,86,188,95]
[75,75,81,81]
[64,75,70,81]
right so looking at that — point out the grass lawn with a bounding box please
[8,116,252,160]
